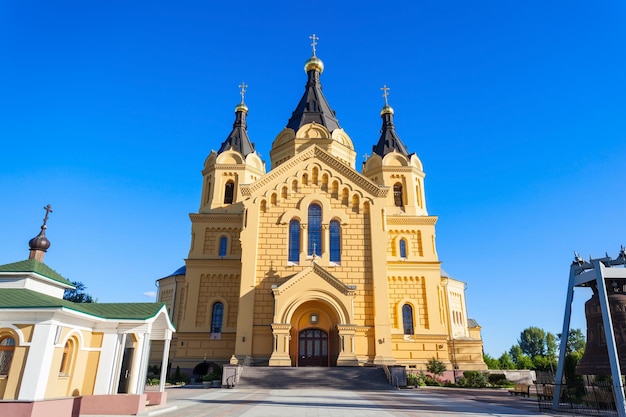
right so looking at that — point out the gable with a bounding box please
[241,146,387,200]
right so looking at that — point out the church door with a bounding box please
[298,329,328,367]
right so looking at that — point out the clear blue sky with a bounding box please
[1,1,625,358]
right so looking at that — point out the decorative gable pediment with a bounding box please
[241,146,387,199]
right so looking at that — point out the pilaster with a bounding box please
[336,324,358,366]
[268,323,292,366]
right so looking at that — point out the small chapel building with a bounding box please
[0,207,175,417]
[155,39,486,373]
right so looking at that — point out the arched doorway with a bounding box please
[288,301,340,367]
[298,329,328,367]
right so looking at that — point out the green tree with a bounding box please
[557,329,586,354]
[426,357,447,376]
[518,327,546,358]
[509,344,534,369]
[483,353,499,369]
[63,281,94,303]
[498,351,516,370]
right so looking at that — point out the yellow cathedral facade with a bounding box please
[155,38,486,373]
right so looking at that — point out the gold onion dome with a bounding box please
[235,102,248,113]
[304,56,324,73]
[380,104,394,116]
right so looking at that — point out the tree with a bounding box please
[483,353,499,369]
[498,351,516,370]
[557,329,586,355]
[518,327,546,358]
[63,281,94,303]
[426,357,447,376]
[509,344,534,369]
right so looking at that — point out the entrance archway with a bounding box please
[289,300,339,367]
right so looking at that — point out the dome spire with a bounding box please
[287,34,340,132]
[217,82,255,156]
[28,204,52,262]
[372,85,409,158]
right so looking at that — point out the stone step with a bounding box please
[235,367,392,390]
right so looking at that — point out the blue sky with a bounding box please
[1,1,625,357]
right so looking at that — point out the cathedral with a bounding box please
[155,37,486,373]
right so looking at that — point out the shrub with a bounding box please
[169,366,190,385]
[407,372,426,387]
[146,377,160,386]
[487,373,509,387]
[458,371,488,388]
[426,358,447,376]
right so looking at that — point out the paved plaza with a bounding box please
[99,386,557,417]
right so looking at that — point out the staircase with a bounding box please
[234,367,392,390]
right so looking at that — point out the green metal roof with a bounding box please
[0,288,167,320]
[0,259,74,287]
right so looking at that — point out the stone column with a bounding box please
[336,324,358,366]
[268,323,292,366]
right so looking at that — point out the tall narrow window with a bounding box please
[219,236,227,257]
[402,304,414,335]
[393,183,403,208]
[59,338,74,376]
[0,337,15,375]
[417,231,424,257]
[399,239,407,259]
[211,303,224,333]
[289,220,301,263]
[329,220,341,263]
[224,181,234,204]
[308,204,322,256]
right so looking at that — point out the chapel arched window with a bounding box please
[59,338,74,376]
[308,204,322,256]
[0,336,16,376]
[329,220,341,263]
[402,304,414,335]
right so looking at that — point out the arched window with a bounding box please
[329,220,341,263]
[211,303,224,333]
[312,167,319,185]
[219,236,227,257]
[281,187,288,200]
[399,239,407,259]
[308,204,322,256]
[223,181,234,204]
[292,180,298,192]
[59,338,74,376]
[393,183,403,208]
[402,304,414,335]
[288,220,300,263]
[0,336,16,375]
[271,193,277,206]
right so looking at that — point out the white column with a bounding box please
[134,333,151,394]
[110,333,127,394]
[159,332,172,392]
[18,323,57,400]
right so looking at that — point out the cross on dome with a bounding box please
[238,82,248,103]
[381,85,390,106]
[42,204,53,227]
[309,34,319,57]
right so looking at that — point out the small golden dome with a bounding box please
[380,104,394,116]
[304,56,324,73]
[235,102,248,113]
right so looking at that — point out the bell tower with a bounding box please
[199,83,265,213]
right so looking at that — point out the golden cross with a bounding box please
[309,34,319,56]
[42,204,53,227]
[381,85,390,106]
[238,82,248,103]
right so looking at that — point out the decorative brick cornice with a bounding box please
[189,213,243,224]
[386,216,438,226]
